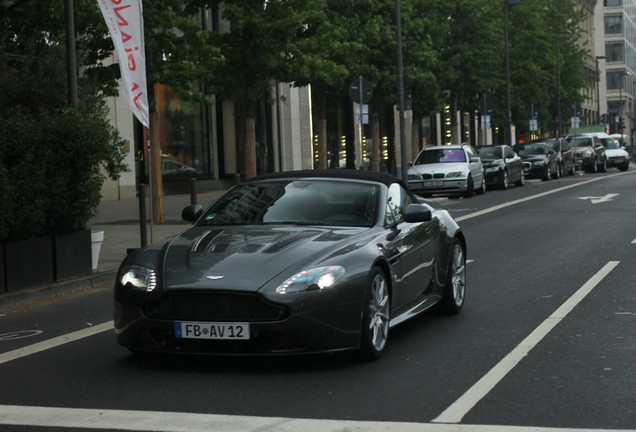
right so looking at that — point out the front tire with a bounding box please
[359,267,390,360]
[463,175,475,198]
[500,170,509,190]
[440,240,466,314]
[515,171,525,187]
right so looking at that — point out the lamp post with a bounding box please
[504,0,522,146]
[64,0,78,105]
[595,56,606,124]
[396,0,408,183]
[619,71,630,137]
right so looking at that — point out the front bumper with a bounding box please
[522,162,547,178]
[114,288,363,355]
[407,178,468,196]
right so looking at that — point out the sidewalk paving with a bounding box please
[0,189,226,309]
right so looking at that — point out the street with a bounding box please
[1,170,635,432]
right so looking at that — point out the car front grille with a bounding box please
[144,291,289,322]
[421,173,445,180]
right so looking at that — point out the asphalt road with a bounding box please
[1,169,635,432]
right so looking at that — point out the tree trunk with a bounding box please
[150,83,164,223]
[371,113,380,172]
[244,100,257,180]
[315,92,328,170]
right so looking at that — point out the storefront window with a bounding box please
[154,85,212,181]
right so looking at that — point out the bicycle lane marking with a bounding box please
[432,261,620,424]
[0,321,113,365]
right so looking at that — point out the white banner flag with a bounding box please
[97,0,149,127]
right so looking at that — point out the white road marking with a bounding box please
[455,174,624,222]
[577,194,619,204]
[0,404,633,432]
[432,261,620,424]
[0,321,113,365]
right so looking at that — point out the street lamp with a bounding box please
[595,56,606,124]
[504,0,522,146]
[396,0,408,183]
[619,70,630,137]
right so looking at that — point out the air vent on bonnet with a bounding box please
[263,232,317,253]
[192,230,223,253]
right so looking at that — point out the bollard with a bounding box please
[190,177,197,205]
[235,173,241,185]
[138,183,148,247]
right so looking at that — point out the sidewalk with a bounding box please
[0,189,227,308]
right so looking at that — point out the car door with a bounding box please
[383,183,437,310]
[465,145,484,186]
[503,145,521,181]
[560,139,574,172]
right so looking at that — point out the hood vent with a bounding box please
[192,230,224,254]
[263,232,317,253]
[238,244,265,253]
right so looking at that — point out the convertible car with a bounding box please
[114,170,466,360]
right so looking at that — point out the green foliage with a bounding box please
[0,0,127,241]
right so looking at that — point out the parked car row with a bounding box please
[407,131,630,199]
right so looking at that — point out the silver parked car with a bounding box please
[407,144,486,198]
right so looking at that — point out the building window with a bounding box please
[604,0,622,6]
[605,15,623,35]
[606,42,625,62]
[607,71,628,91]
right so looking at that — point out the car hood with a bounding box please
[409,162,470,175]
[605,148,629,157]
[482,159,503,167]
[161,225,368,291]
[519,155,547,162]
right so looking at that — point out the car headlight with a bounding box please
[276,266,346,294]
[120,265,157,292]
[532,160,545,166]
[485,166,500,173]
[584,150,593,156]
[445,171,465,178]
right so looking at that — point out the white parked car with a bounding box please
[603,139,630,171]
[407,144,486,198]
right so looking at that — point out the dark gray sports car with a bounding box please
[114,170,466,359]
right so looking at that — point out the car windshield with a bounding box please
[602,139,620,149]
[196,179,379,227]
[569,137,594,148]
[415,148,466,164]
[477,147,501,160]
[514,143,546,156]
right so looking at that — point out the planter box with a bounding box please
[54,230,92,281]
[5,235,54,292]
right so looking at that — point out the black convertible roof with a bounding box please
[249,169,405,188]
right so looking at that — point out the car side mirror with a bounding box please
[182,204,204,223]
[470,157,481,163]
[404,203,432,223]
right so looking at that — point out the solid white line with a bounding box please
[432,261,620,424]
[455,174,625,223]
[0,405,633,432]
[0,321,113,365]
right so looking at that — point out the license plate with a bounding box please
[424,180,443,187]
[174,321,250,340]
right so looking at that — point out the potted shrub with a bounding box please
[0,107,126,291]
